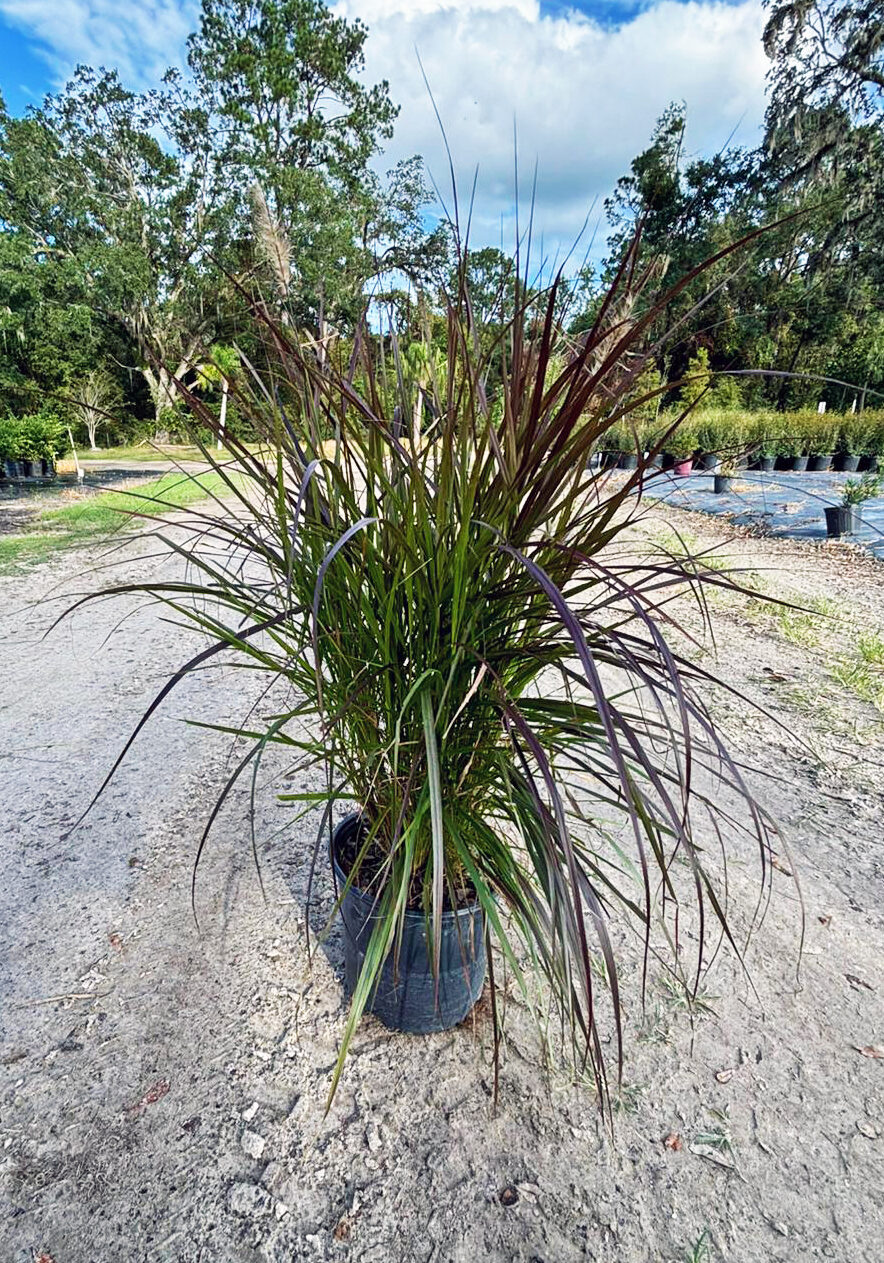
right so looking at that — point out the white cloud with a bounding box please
[2,0,769,257]
[0,0,197,88]
[336,0,768,256]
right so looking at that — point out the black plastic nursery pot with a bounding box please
[331,815,486,1034]
[788,455,809,472]
[698,452,719,471]
[713,474,734,494]
[859,455,879,473]
[756,456,775,472]
[824,506,858,538]
[835,453,860,473]
[617,452,638,470]
[807,453,832,472]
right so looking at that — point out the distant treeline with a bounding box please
[1,0,883,446]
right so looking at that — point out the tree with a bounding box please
[0,71,239,428]
[0,156,135,417]
[196,344,241,449]
[188,0,396,197]
[187,0,411,326]
[679,347,712,410]
[70,368,123,449]
[764,1,884,128]
[0,2,443,430]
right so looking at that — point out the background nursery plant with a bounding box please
[76,227,784,1114]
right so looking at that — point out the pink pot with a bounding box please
[673,459,693,477]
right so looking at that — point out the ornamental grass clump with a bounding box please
[76,229,783,1114]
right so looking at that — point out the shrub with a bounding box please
[694,410,749,458]
[843,473,883,506]
[774,415,808,458]
[19,410,65,462]
[839,413,877,457]
[864,411,884,457]
[0,410,64,463]
[799,411,837,455]
[0,416,18,463]
[604,419,636,456]
[661,413,698,458]
[747,411,779,458]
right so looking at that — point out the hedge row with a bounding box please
[604,409,884,460]
[0,412,65,464]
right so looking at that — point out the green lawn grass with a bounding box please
[73,443,209,463]
[0,471,236,573]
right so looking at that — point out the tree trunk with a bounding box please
[143,365,179,436]
[412,390,423,448]
[217,378,228,451]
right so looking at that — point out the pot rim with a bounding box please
[330,813,483,922]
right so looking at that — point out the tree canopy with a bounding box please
[2,0,884,439]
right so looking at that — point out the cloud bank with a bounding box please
[1,0,769,253]
[337,0,768,252]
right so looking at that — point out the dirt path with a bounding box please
[0,513,882,1263]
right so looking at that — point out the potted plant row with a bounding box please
[599,408,884,477]
[0,411,65,478]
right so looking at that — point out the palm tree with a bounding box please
[196,345,240,450]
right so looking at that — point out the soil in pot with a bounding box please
[835,453,861,472]
[331,814,486,1034]
[808,453,832,472]
[713,474,734,494]
[825,506,858,538]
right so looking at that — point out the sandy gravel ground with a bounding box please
[1,505,883,1263]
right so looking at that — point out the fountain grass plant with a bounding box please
[70,225,786,1115]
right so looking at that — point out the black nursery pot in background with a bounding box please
[825,506,858,538]
[331,815,486,1034]
[835,453,861,472]
[617,451,638,470]
[698,452,719,471]
[808,453,832,472]
[713,474,734,494]
[788,455,809,472]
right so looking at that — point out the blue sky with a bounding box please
[0,0,768,252]
[0,19,53,113]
